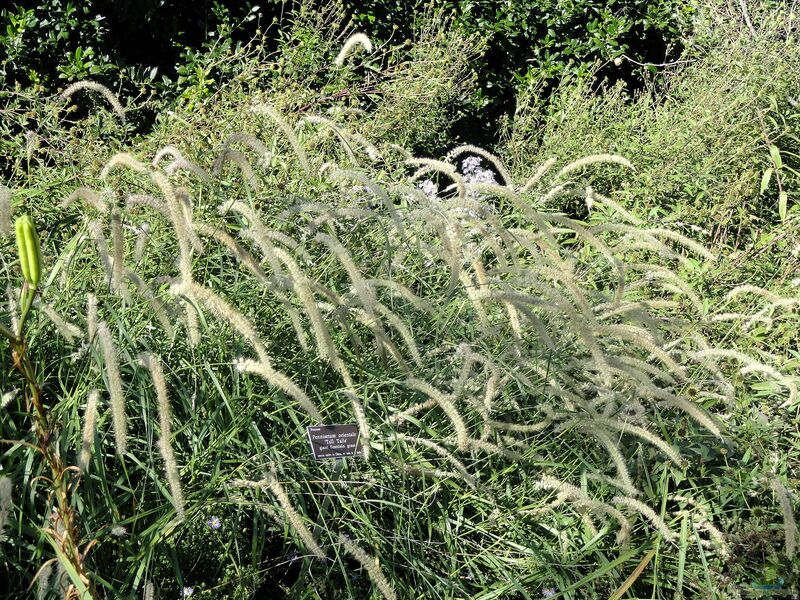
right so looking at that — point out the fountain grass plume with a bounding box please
[302,114,379,162]
[691,348,797,407]
[213,214,309,348]
[326,167,405,235]
[520,157,557,192]
[613,495,676,541]
[466,437,525,462]
[408,157,466,200]
[607,355,676,387]
[1,389,17,410]
[340,386,371,459]
[251,104,310,173]
[125,269,175,336]
[180,300,201,348]
[170,280,268,361]
[33,300,82,343]
[133,222,150,263]
[151,171,198,281]
[193,222,270,284]
[212,148,257,187]
[87,219,114,285]
[0,185,11,235]
[598,324,687,380]
[230,472,325,559]
[60,80,126,121]
[533,476,632,544]
[0,476,11,539]
[314,233,380,316]
[110,208,130,300]
[536,213,626,302]
[62,187,110,214]
[365,279,435,315]
[140,354,185,519]
[97,320,127,454]
[555,154,634,178]
[338,534,396,600]
[579,425,637,495]
[225,200,290,273]
[100,152,148,179]
[641,228,714,261]
[724,285,782,303]
[586,190,641,224]
[34,561,54,600]
[153,145,210,181]
[267,469,325,558]
[641,385,723,438]
[373,301,423,366]
[405,378,468,451]
[629,263,705,314]
[78,389,100,472]
[271,247,339,364]
[394,433,477,489]
[126,194,166,214]
[770,477,798,557]
[388,397,438,425]
[86,293,98,343]
[334,33,374,66]
[220,133,273,167]
[235,358,322,422]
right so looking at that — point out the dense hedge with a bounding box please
[1,0,694,145]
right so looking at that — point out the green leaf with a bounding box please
[676,515,689,597]
[760,168,773,193]
[769,144,783,170]
[48,541,93,599]
[779,191,788,221]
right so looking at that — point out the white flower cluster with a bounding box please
[461,156,496,188]
[417,179,438,200]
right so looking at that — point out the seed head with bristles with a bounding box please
[61,80,126,121]
[140,354,185,519]
[338,533,396,600]
[78,389,100,472]
[0,476,11,539]
[770,477,798,557]
[251,104,310,173]
[334,33,373,66]
[96,321,127,454]
[0,185,12,235]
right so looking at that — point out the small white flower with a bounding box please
[182,587,194,598]
[417,179,438,200]
[110,525,127,537]
[462,156,483,175]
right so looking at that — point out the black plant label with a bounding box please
[306,424,362,460]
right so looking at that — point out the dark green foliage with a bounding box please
[1,2,799,599]
[345,0,695,144]
[0,0,279,89]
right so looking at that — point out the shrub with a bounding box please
[501,1,800,246]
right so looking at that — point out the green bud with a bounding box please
[15,215,42,288]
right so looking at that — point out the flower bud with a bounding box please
[15,215,42,288]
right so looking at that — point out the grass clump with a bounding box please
[0,3,798,598]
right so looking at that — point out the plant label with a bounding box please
[306,424,362,460]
